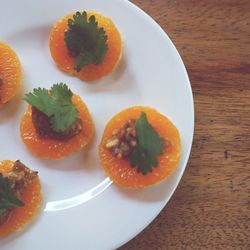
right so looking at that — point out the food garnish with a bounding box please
[25,83,78,133]
[105,112,164,175]
[0,160,41,236]
[50,11,122,81]
[105,119,137,159]
[20,85,95,159]
[0,173,24,212]
[99,106,181,189]
[130,112,164,175]
[64,11,108,72]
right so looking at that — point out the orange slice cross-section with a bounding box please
[50,12,122,81]
[99,106,181,189]
[0,160,41,237]
[20,94,95,160]
[0,42,21,107]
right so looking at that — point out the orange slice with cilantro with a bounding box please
[0,160,41,237]
[99,106,181,189]
[0,42,21,107]
[20,83,95,160]
[50,11,122,81]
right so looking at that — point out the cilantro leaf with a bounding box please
[0,174,24,210]
[50,83,72,101]
[0,208,7,217]
[25,87,54,116]
[75,51,96,72]
[64,11,108,72]
[50,102,78,132]
[130,112,163,175]
[25,83,78,132]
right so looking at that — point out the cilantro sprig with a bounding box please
[0,174,24,212]
[130,112,163,175]
[25,83,78,132]
[64,11,108,72]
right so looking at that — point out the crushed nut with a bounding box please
[130,140,137,147]
[105,119,171,160]
[106,138,119,148]
[105,119,137,159]
[2,160,38,198]
[0,160,38,225]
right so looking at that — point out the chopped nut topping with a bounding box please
[32,106,82,140]
[105,119,171,160]
[106,138,119,148]
[2,160,38,198]
[0,160,38,224]
[105,119,138,159]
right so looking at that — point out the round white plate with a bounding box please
[0,0,194,249]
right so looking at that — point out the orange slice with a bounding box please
[0,42,21,107]
[49,12,122,81]
[99,106,181,189]
[20,94,95,160]
[0,160,41,237]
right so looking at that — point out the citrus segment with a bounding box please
[49,12,122,81]
[0,42,21,107]
[99,107,181,189]
[0,160,41,237]
[20,94,95,159]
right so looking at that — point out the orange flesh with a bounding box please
[99,107,181,189]
[49,12,122,81]
[20,94,95,160]
[0,42,21,107]
[0,160,41,237]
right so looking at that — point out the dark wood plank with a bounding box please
[119,0,250,249]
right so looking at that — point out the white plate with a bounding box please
[0,0,194,249]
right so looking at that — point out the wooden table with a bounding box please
[120,1,250,249]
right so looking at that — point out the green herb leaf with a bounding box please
[0,208,7,217]
[0,174,24,210]
[25,87,54,116]
[130,112,163,175]
[64,11,108,72]
[25,83,78,132]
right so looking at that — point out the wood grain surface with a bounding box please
[119,0,250,249]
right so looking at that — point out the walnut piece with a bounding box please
[0,160,38,225]
[105,119,170,160]
[105,119,138,159]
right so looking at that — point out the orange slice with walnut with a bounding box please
[0,160,41,237]
[99,107,181,189]
[50,11,122,81]
[0,42,21,107]
[20,83,95,159]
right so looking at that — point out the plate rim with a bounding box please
[0,0,194,249]
[114,0,194,247]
